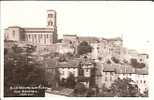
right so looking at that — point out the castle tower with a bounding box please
[47,10,57,29]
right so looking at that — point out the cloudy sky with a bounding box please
[1,1,154,53]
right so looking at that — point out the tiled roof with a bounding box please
[103,64,116,72]
[8,26,21,28]
[78,36,99,43]
[63,34,77,37]
[47,9,56,12]
[101,37,122,41]
[135,68,148,75]
[44,58,58,68]
[57,60,80,68]
[115,65,136,74]
[44,57,95,68]
[81,60,93,65]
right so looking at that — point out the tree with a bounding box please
[66,72,76,89]
[130,58,145,68]
[58,55,67,62]
[86,88,96,97]
[50,68,61,90]
[130,58,138,67]
[60,78,67,87]
[106,60,111,64]
[110,78,140,97]
[54,68,61,88]
[49,52,59,58]
[89,65,96,87]
[4,48,8,55]
[111,57,120,64]
[77,41,92,55]
[45,68,60,90]
[74,82,87,96]
[97,84,109,96]
[141,89,148,97]
[4,44,46,97]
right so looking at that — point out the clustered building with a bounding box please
[4,9,148,94]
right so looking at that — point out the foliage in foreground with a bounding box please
[4,44,46,97]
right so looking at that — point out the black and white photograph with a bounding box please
[1,1,154,99]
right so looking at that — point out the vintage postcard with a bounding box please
[1,1,153,99]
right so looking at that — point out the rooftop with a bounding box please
[47,9,56,12]
[135,68,148,75]
[63,34,77,37]
[8,26,21,28]
[78,36,99,43]
[102,63,148,75]
[101,37,122,41]
[103,64,116,72]
[57,59,80,68]
[115,65,136,74]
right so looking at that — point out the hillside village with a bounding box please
[4,9,148,97]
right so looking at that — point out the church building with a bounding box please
[4,10,57,46]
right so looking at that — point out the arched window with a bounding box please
[48,21,53,26]
[12,30,15,38]
[48,14,53,18]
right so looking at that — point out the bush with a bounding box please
[111,57,120,64]
[77,41,92,55]
[74,82,87,96]
[130,58,145,68]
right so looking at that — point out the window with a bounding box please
[48,21,53,26]
[48,22,50,26]
[38,35,40,43]
[50,38,53,43]
[140,80,142,83]
[144,81,146,84]
[29,35,31,39]
[12,30,15,37]
[110,77,112,81]
[35,34,37,39]
[79,68,84,76]
[86,69,89,72]
[44,36,46,44]
[111,72,113,76]
[61,71,64,75]
[51,22,53,26]
[105,77,107,81]
[48,14,53,18]
[73,71,75,75]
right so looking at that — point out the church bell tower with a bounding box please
[47,10,57,29]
